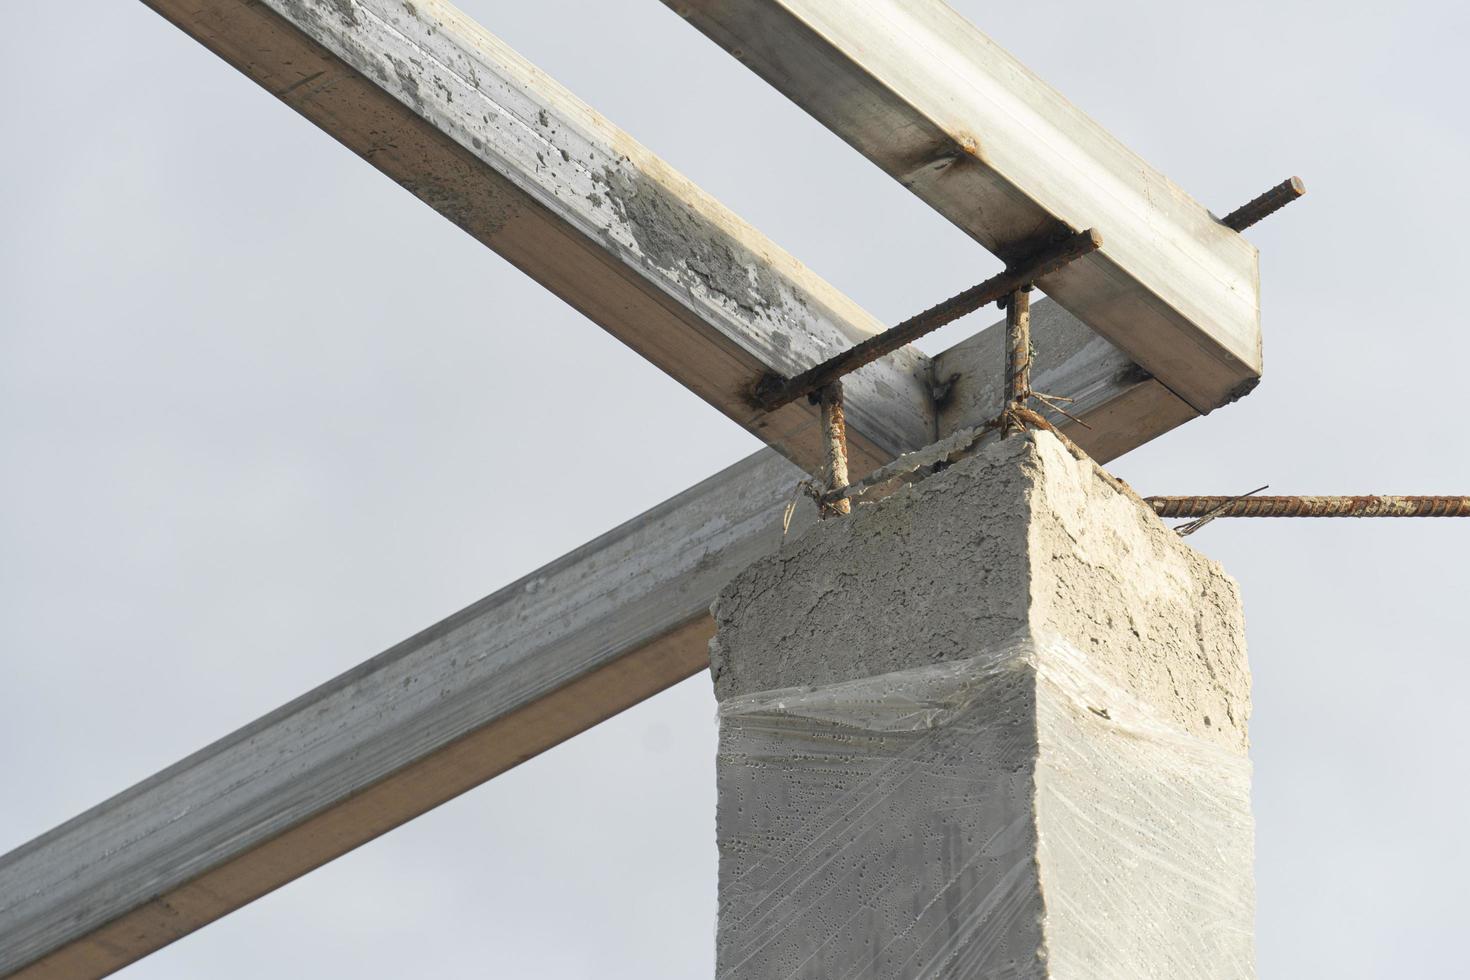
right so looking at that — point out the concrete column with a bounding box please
[710,430,1253,979]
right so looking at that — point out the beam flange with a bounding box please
[0,449,804,980]
[664,0,1264,413]
[141,0,934,475]
[0,304,1190,979]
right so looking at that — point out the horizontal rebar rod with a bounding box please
[1146,495,1470,518]
[1221,176,1306,232]
[753,228,1103,412]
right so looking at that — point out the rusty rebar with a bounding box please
[753,228,1103,412]
[1146,495,1470,518]
[1003,287,1031,436]
[1221,176,1306,232]
[818,382,851,517]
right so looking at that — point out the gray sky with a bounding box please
[2,1,1467,976]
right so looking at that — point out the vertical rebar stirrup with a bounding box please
[818,382,851,517]
[1003,287,1032,436]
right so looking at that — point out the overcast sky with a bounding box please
[3,1,1468,977]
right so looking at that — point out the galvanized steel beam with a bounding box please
[138,0,937,478]
[665,0,1266,413]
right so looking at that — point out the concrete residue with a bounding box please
[388,55,424,113]
[711,435,1035,700]
[278,0,359,33]
[598,165,784,318]
[710,428,1250,750]
[325,0,360,27]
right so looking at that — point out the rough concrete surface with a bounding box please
[711,429,1253,979]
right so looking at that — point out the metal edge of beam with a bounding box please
[661,0,1264,413]
[140,0,934,475]
[0,305,1186,979]
[0,448,807,979]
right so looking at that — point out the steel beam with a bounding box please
[664,0,1264,413]
[138,0,935,476]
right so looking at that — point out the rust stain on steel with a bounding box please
[752,228,1102,412]
[1146,495,1470,518]
[819,383,852,517]
[1221,176,1306,233]
[1003,287,1032,422]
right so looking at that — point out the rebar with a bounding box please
[1221,176,1306,232]
[1003,287,1031,436]
[818,382,851,517]
[1146,495,1470,518]
[753,228,1102,412]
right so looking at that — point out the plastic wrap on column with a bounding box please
[715,633,1254,980]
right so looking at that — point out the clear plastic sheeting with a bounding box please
[714,633,1254,980]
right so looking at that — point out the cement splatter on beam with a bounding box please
[139,0,935,477]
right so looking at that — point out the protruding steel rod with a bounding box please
[818,382,851,517]
[1146,495,1470,518]
[1003,287,1031,436]
[754,228,1103,412]
[1221,176,1306,232]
